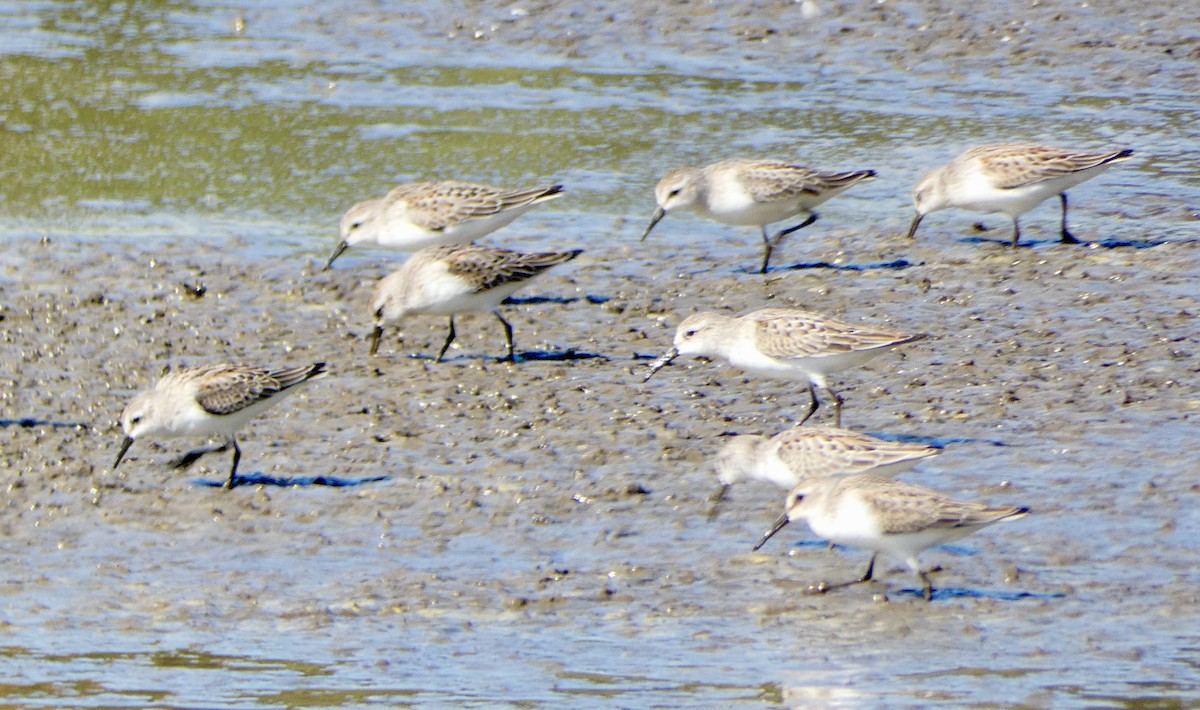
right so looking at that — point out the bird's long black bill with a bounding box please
[113,436,134,469]
[904,213,924,240]
[643,347,678,382]
[639,207,666,242]
[323,240,349,270]
[753,513,791,551]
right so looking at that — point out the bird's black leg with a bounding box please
[169,448,208,470]
[368,324,384,356]
[495,311,516,363]
[436,316,458,362]
[905,213,924,240]
[860,554,876,583]
[224,439,242,490]
[797,382,821,426]
[810,554,879,595]
[761,213,819,273]
[1059,193,1079,243]
[919,569,935,601]
[827,385,845,428]
[169,441,230,470]
[706,483,731,520]
[758,227,774,274]
[774,213,819,241]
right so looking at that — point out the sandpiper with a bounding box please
[114,362,328,489]
[645,308,927,428]
[324,181,564,269]
[641,158,875,273]
[754,473,1029,600]
[368,243,581,362]
[907,143,1133,247]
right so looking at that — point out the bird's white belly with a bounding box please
[806,494,884,548]
[702,191,805,227]
[373,210,534,251]
[725,348,811,379]
[442,205,535,242]
[727,348,886,386]
[953,167,1103,218]
[757,457,803,488]
[868,528,975,571]
[171,398,277,439]
[959,181,1061,217]
[861,458,923,477]
[372,220,454,250]
[405,270,526,316]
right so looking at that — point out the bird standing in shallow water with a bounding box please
[641,158,876,273]
[906,143,1133,247]
[754,473,1029,601]
[324,181,564,269]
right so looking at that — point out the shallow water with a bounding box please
[2,1,1200,707]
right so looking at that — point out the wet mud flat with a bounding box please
[286,0,1200,97]
[1,222,1198,705]
[2,0,1200,704]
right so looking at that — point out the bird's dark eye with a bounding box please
[685,329,698,338]
[668,189,681,198]
[351,221,364,231]
[131,416,142,425]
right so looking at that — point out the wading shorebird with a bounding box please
[114,362,328,489]
[368,242,581,362]
[906,143,1133,247]
[640,158,876,273]
[713,426,940,496]
[324,181,564,269]
[645,308,927,428]
[754,473,1029,601]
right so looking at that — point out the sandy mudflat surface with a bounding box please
[1,0,1199,705]
[3,218,1198,702]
